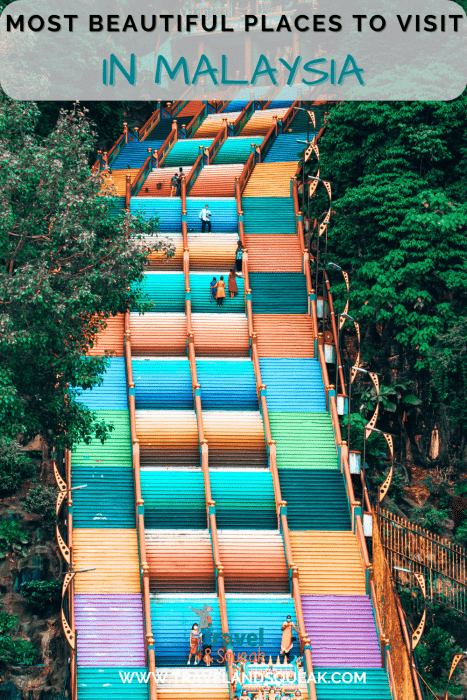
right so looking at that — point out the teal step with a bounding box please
[214,137,263,164]
[242,197,296,233]
[249,272,308,313]
[71,466,136,528]
[278,469,351,530]
[163,138,214,167]
[137,272,185,312]
[77,668,149,700]
[314,668,392,699]
[268,412,339,470]
[141,469,207,528]
[189,273,245,313]
[71,410,132,468]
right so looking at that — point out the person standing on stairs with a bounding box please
[170,172,179,197]
[235,241,244,272]
[176,167,184,196]
[216,276,226,306]
[188,623,201,665]
[210,276,217,302]
[280,615,299,664]
[200,204,212,232]
[228,268,242,298]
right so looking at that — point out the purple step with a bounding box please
[75,594,146,666]
[301,595,382,668]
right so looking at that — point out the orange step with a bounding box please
[191,314,249,357]
[130,313,187,355]
[189,164,244,197]
[245,235,302,272]
[142,234,183,269]
[176,102,204,118]
[253,314,315,358]
[218,531,289,593]
[290,531,367,595]
[100,169,140,197]
[136,410,199,466]
[243,162,298,197]
[195,112,242,138]
[72,529,141,593]
[146,531,215,592]
[139,168,185,197]
[87,315,124,356]
[240,108,289,136]
[188,234,238,270]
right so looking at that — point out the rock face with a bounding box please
[0,466,67,700]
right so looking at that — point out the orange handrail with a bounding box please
[324,272,346,397]
[206,121,228,164]
[124,312,157,700]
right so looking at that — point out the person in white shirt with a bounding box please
[199,204,212,232]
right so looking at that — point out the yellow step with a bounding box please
[72,529,141,593]
[100,169,140,197]
[290,531,366,595]
[243,162,298,197]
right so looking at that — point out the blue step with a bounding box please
[130,197,181,232]
[186,198,238,233]
[264,132,316,163]
[259,359,326,411]
[112,141,164,169]
[73,358,127,410]
[133,359,193,409]
[196,359,258,410]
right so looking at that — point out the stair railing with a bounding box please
[232,100,256,135]
[183,103,209,139]
[154,121,179,169]
[124,311,158,700]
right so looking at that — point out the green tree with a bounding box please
[0,93,171,451]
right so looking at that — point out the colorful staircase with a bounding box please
[67,99,400,700]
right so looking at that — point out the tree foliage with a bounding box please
[0,93,170,450]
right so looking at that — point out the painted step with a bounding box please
[72,529,141,594]
[243,162,298,197]
[75,593,145,666]
[302,595,381,668]
[268,412,339,470]
[189,272,244,313]
[163,139,214,168]
[188,234,238,270]
[213,137,263,164]
[77,667,150,700]
[195,112,243,137]
[249,272,308,314]
[130,312,187,356]
[145,117,174,141]
[264,133,314,163]
[140,168,188,197]
[133,358,193,409]
[112,140,165,169]
[225,594,300,660]
[192,313,249,357]
[136,410,199,467]
[71,410,132,468]
[245,234,302,272]
[74,357,127,410]
[278,470,351,531]
[289,531,366,595]
[203,410,267,468]
[142,233,183,269]
[141,468,207,529]
[190,164,244,197]
[146,530,215,592]
[137,271,185,312]
[259,359,326,411]
[130,197,182,232]
[71,466,136,529]
[313,668,392,698]
[218,531,289,593]
[150,594,222,666]
[196,359,258,410]
[186,198,238,233]
[239,108,289,136]
[253,314,315,358]
[101,169,140,196]
[87,314,124,357]
[241,198,296,233]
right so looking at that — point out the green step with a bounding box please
[71,410,132,468]
[268,411,338,470]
